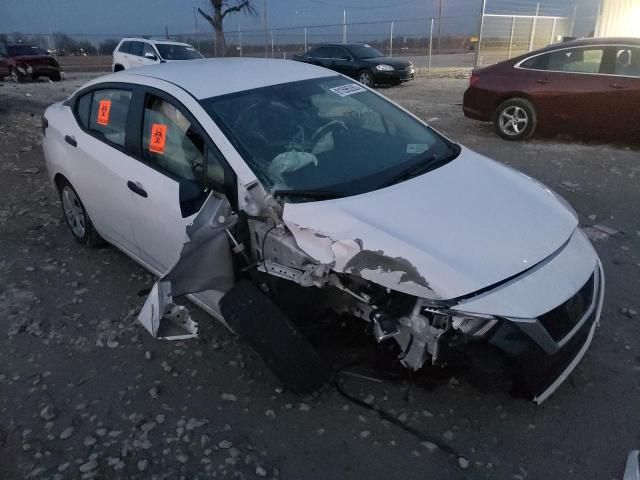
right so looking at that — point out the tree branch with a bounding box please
[221,1,257,19]
[197,7,214,26]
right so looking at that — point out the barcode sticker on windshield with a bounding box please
[330,84,367,97]
[407,144,430,154]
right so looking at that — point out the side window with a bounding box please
[142,95,205,183]
[129,42,143,57]
[314,46,331,58]
[88,89,132,147]
[206,147,226,190]
[330,47,350,60]
[521,48,604,74]
[143,43,156,58]
[75,92,92,129]
[119,42,131,54]
[614,47,640,77]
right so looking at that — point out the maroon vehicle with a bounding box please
[463,38,640,141]
[6,44,63,82]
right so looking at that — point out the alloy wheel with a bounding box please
[499,106,529,137]
[358,71,372,87]
[61,186,86,238]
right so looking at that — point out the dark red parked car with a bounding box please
[0,43,9,80]
[463,38,640,141]
[6,44,63,82]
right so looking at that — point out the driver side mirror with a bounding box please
[144,52,158,61]
[179,180,207,217]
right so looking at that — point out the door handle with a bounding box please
[64,135,77,147]
[127,180,148,198]
[536,79,549,85]
[609,83,626,89]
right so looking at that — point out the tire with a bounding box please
[57,179,104,247]
[220,279,332,395]
[113,64,124,72]
[9,68,25,83]
[357,69,374,87]
[494,98,537,141]
[49,71,62,81]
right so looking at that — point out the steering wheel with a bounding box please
[310,120,348,151]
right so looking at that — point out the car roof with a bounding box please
[119,37,192,47]
[101,58,337,99]
[319,43,373,48]
[537,36,640,53]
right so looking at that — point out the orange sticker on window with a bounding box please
[96,99,111,126]
[149,123,168,154]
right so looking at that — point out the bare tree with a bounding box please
[197,1,257,57]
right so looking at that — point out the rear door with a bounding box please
[126,89,234,273]
[0,43,8,78]
[518,46,610,134]
[66,87,138,251]
[127,41,145,69]
[308,46,332,68]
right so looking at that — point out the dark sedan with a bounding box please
[463,37,640,141]
[292,43,414,87]
[6,44,63,82]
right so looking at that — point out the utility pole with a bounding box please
[263,0,269,58]
[193,7,201,51]
[343,9,347,43]
[437,0,443,54]
[165,26,169,40]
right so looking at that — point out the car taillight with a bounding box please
[469,74,480,86]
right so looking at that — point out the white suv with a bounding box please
[112,38,203,72]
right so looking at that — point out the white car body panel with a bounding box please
[283,147,578,301]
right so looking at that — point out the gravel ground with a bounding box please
[0,73,639,480]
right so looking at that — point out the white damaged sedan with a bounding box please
[43,59,604,402]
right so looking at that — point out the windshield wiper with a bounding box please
[272,188,345,201]
[382,147,460,189]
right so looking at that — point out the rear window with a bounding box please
[7,45,47,56]
[118,41,131,53]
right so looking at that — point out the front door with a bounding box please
[329,46,357,78]
[127,91,232,274]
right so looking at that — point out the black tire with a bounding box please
[357,69,374,87]
[220,279,332,395]
[113,64,124,72]
[10,67,25,83]
[494,98,537,141]
[49,71,62,81]
[57,178,105,247]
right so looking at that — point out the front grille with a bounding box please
[538,272,595,342]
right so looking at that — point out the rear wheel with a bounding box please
[220,279,332,395]
[357,69,374,87]
[58,179,104,247]
[49,71,61,81]
[494,98,537,141]
[113,64,124,72]
[10,68,25,83]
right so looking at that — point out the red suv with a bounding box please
[5,44,63,82]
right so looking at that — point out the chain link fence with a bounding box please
[1,1,599,73]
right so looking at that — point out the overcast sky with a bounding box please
[1,0,599,37]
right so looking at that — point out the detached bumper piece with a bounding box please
[138,194,235,340]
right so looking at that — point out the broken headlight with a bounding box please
[422,306,499,339]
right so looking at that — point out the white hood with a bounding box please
[283,147,578,300]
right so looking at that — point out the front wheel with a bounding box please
[58,179,104,247]
[357,70,374,87]
[10,68,25,83]
[494,98,537,141]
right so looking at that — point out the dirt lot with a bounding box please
[0,73,639,480]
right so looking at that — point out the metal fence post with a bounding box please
[271,30,274,58]
[390,21,394,56]
[550,17,557,44]
[304,27,307,51]
[474,0,487,68]
[239,24,243,57]
[428,18,434,75]
[528,3,540,52]
[343,9,347,43]
[507,16,515,59]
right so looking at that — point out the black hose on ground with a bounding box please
[333,363,464,462]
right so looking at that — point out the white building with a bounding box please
[596,0,640,37]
